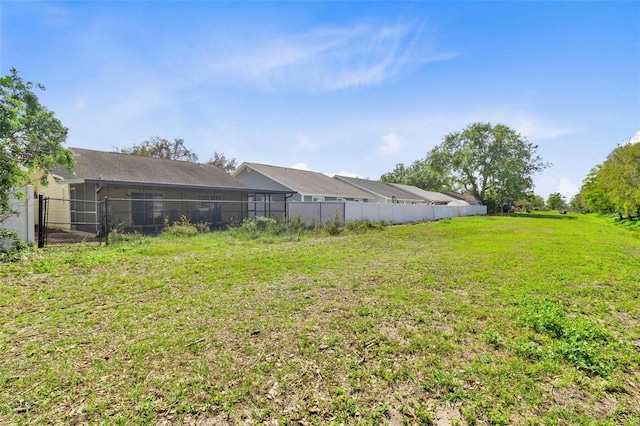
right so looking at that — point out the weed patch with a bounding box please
[513,295,622,376]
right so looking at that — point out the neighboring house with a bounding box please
[386,183,460,205]
[333,176,424,204]
[45,148,286,233]
[441,191,481,205]
[233,162,373,202]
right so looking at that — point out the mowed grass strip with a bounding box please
[1,213,639,424]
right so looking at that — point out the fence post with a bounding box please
[37,194,45,248]
[104,197,109,245]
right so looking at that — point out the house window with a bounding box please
[131,193,164,226]
[312,196,324,202]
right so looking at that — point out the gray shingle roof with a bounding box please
[387,183,458,204]
[235,163,372,199]
[51,148,250,190]
[441,191,481,205]
[333,176,424,202]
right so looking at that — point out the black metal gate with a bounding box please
[38,195,104,247]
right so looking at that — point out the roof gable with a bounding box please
[52,148,250,190]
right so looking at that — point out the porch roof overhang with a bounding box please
[62,178,296,196]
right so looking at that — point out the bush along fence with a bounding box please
[34,196,486,247]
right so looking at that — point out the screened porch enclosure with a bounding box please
[66,183,287,234]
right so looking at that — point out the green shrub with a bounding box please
[286,215,304,234]
[230,216,284,239]
[345,219,386,234]
[324,210,343,236]
[162,216,200,238]
[0,228,30,262]
[107,229,145,245]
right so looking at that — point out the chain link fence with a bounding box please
[38,195,104,247]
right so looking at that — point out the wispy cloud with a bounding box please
[377,132,402,156]
[203,22,456,92]
[295,133,316,152]
[513,115,579,141]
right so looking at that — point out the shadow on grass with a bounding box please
[496,213,578,220]
[612,218,640,232]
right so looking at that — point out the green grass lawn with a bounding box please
[1,213,639,424]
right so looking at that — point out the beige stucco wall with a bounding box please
[32,172,71,231]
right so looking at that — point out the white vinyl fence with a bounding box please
[287,201,486,226]
[1,186,35,244]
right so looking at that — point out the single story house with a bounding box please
[386,183,461,205]
[233,162,374,202]
[441,191,481,205]
[43,148,288,233]
[332,176,424,204]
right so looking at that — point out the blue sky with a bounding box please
[2,1,639,200]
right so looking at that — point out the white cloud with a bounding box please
[535,175,580,200]
[627,130,640,144]
[203,22,456,93]
[295,133,316,152]
[557,178,580,199]
[512,115,578,140]
[291,162,310,171]
[377,132,401,156]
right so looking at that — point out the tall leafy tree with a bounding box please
[1,68,73,217]
[207,151,237,173]
[381,150,452,191]
[115,135,199,162]
[430,122,549,207]
[515,193,545,211]
[583,140,640,218]
[579,165,614,213]
[380,163,408,184]
[547,192,567,210]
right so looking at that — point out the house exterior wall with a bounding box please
[33,172,71,231]
[34,172,70,200]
